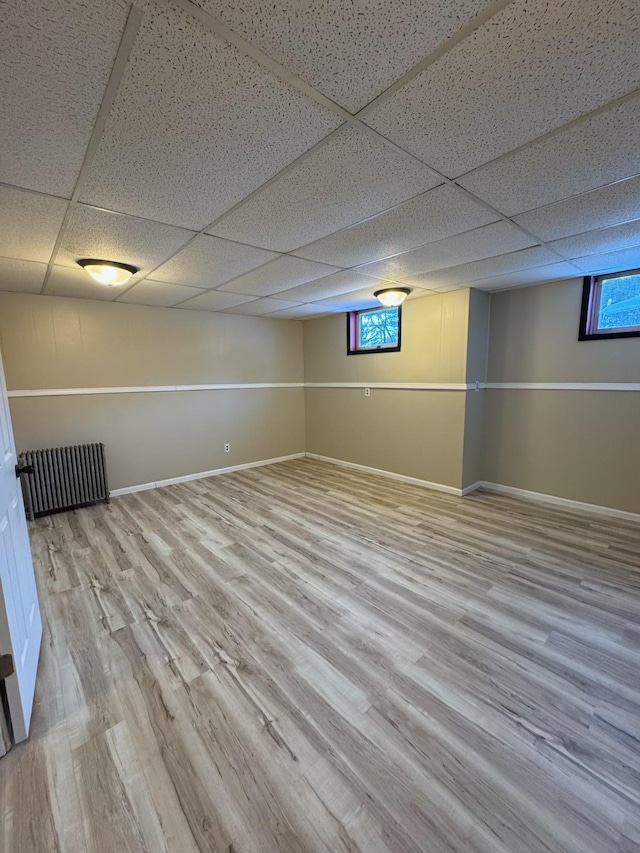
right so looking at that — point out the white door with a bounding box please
[0,347,42,743]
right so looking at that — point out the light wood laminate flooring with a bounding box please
[1,458,639,852]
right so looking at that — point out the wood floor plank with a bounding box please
[1,458,639,852]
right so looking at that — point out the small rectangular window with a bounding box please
[579,269,640,340]
[347,306,401,355]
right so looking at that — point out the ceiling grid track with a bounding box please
[40,4,144,295]
[112,0,630,299]
[0,0,635,311]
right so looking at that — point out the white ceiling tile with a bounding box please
[313,289,381,310]
[399,246,561,290]
[294,184,498,267]
[573,246,640,275]
[219,256,339,297]
[264,305,334,320]
[0,187,67,263]
[57,206,195,276]
[0,0,131,196]
[195,0,495,112]
[220,298,302,316]
[427,284,470,293]
[46,265,121,301]
[470,264,582,292]
[273,271,385,302]
[364,0,640,177]
[513,176,640,243]
[0,258,47,294]
[175,290,256,312]
[150,234,279,290]
[356,221,537,281]
[459,96,640,215]
[80,4,341,230]
[116,281,205,308]
[209,126,441,252]
[312,286,431,311]
[549,220,640,260]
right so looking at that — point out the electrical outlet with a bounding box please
[364,387,371,397]
[224,443,230,452]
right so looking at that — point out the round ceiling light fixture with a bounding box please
[374,287,412,307]
[77,259,138,287]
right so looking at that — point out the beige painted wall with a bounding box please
[0,292,303,389]
[2,282,636,511]
[466,289,490,384]
[304,289,470,384]
[488,277,640,382]
[484,278,640,513]
[462,289,490,488]
[304,291,476,489]
[483,390,639,513]
[0,293,305,490]
[9,389,305,491]
[462,390,485,490]
[305,389,465,488]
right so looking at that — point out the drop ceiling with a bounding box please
[1,0,639,319]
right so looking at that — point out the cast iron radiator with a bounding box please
[17,443,109,519]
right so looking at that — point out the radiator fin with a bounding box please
[18,443,109,519]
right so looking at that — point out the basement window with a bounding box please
[579,269,640,340]
[347,306,401,354]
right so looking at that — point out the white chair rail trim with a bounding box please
[8,381,640,397]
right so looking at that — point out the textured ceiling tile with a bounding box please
[294,183,498,267]
[220,297,302,315]
[0,0,131,196]
[573,246,640,274]
[265,305,334,319]
[209,126,440,252]
[219,256,339,297]
[80,3,341,229]
[549,220,640,260]
[356,221,537,281]
[312,289,381,310]
[364,0,640,177]
[273,271,386,302]
[176,290,256,312]
[513,176,640,242]
[458,97,640,215]
[469,263,582,291]
[57,207,195,276]
[0,187,68,263]
[47,266,121,301]
[400,246,560,290]
[0,258,47,294]
[312,285,432,310]
[150,235,279,290]
[116,281,205,308]
[195,0,493,112]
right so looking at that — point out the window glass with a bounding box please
[596,273,640,331]
[348,306,401,354]
[579,269,640,340]
[357,307,399,349]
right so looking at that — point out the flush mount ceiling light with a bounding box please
[77,259,138,287]
[374,287,412,307]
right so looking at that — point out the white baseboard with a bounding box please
[111,453,639,522]
[461,480,483,496]
[110,453,305,497]
[305,453,465,496]
[304,457,638,520]
[478,481,640,522]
